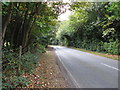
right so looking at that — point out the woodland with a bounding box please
[2,2,120,88]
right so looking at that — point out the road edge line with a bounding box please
[55,50,80,88]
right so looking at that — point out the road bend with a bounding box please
[53,46,119,88]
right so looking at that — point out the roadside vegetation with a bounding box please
[56,2,120,56]
[2,2,120,88]
[71,47,119,60]
[2,2,66,88]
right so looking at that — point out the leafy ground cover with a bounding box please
[23,47,69,88]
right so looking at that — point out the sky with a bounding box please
[58,10,72,21]
[58,3,72,21]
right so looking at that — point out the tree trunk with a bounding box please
[2,3,13,40]
[22,3,41,52]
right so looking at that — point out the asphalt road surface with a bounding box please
[53,46,119,88]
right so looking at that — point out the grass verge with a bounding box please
[71,47,119,61]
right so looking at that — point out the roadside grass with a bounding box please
[71,47,119,61]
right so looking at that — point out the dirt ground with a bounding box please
[23,47,70,88]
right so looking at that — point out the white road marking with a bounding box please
[55,49,81,88]
[101,63,119,71]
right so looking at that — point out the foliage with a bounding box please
[2,76,29,88]
[2,44,42,88]
[2,2,62,88]
[103,41,120,55]
[56,2,120,55]
[2,2,60,50]
[2,2,120,88]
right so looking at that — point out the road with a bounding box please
[53,46,119,88]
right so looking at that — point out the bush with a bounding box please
[2,76,29,88]
[103,41,120,55]
[2,45,42,88]
[21,52,39,73]
[30,43,46,53]
[74,40,119,55]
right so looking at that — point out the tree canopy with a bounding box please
[56,2,120,55]
[2,2,66,88]
[2,2,120,88]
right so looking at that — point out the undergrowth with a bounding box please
[2,44,45,88]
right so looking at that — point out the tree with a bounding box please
[56,2,120,55]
